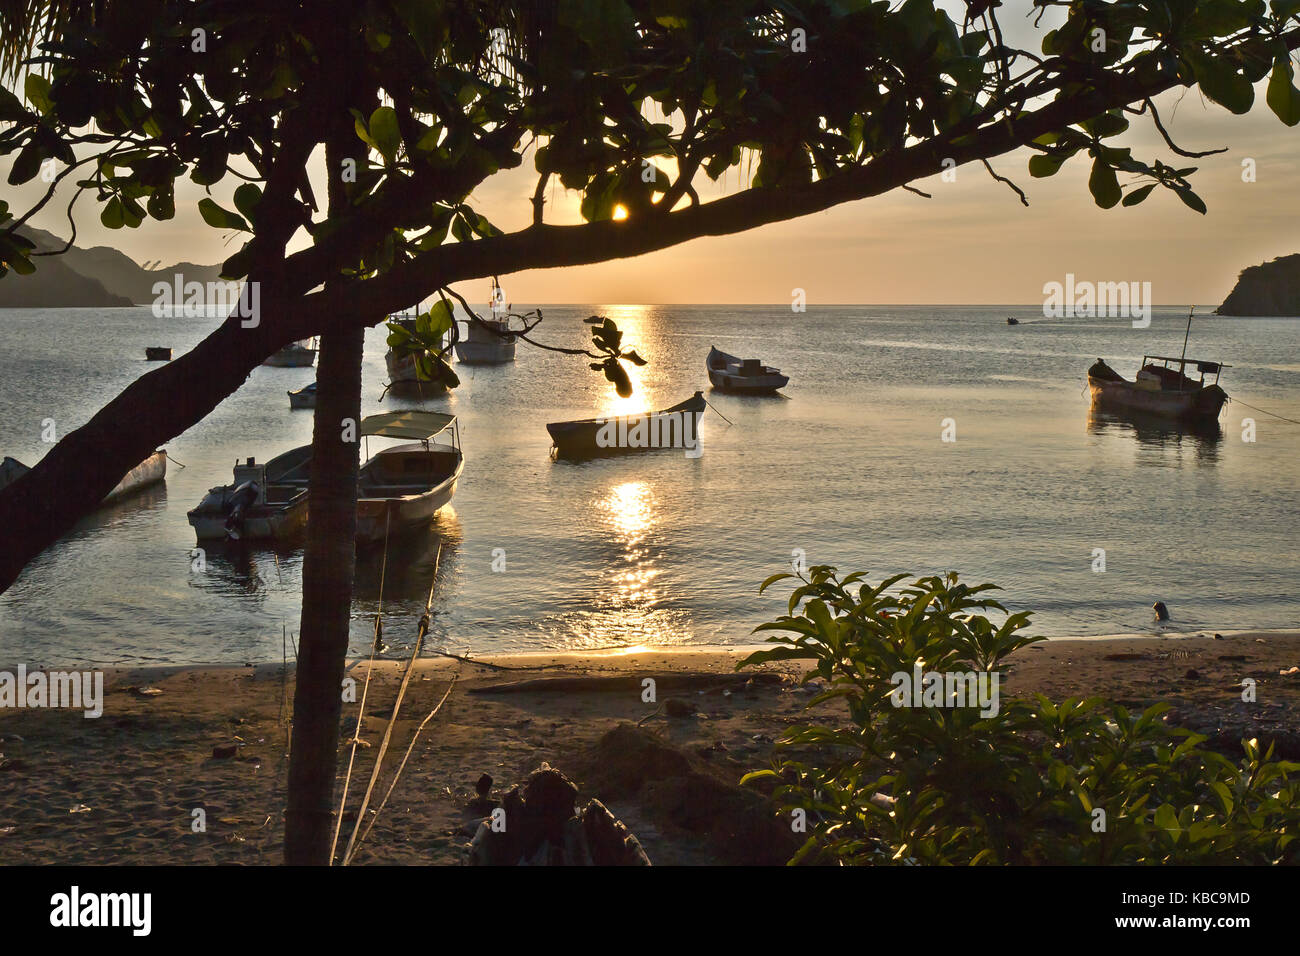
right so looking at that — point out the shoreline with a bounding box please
[9,628,1300,676]
[2,631,1298,865]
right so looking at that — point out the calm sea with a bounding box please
[1,304,1297,666]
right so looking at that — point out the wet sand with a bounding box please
[1,632,1298,865]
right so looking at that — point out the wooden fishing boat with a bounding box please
[355,411,463,543]
[187,445,312,541]
[288,381,317,409]
[262,339,317,367]
[706,346,788,394]
[1088,356,1229,421]
[145,347,172,361]
[385,316,452,393]
[0,450,167,503]
[547,392,706,458]
[455,316,517,364]
[455,278,518,364]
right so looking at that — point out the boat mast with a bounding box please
[1178,305,1195,391]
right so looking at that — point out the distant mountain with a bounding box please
[0,248,132,307]
[0,226,224,307]
[1217,254,1300,316]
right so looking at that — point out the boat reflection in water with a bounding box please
[1086,407,1223,463]
[186,538,304,601]
[353,509,461,601]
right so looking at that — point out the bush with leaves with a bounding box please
[740,567,1300,865]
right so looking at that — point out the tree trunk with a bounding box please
[283,108,368,864]
[283,323,364,865]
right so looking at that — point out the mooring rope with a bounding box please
[1230,397,1300,426]
[703,396,733,425]
[328,508,392,865]
[340,541,441,866]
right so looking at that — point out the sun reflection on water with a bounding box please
[558,478,691,650]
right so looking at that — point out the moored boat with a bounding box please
[288,381,317,409]
[1,450,167,503]
[1087,355,1229,421]
[706,346,788,394]
[354,411,464,543]
[547,391,706,458]
[385,316,452,395]
[187,446,312,541]
[263,339,317,367]
[455,316,517,364]
[454,278,520,364]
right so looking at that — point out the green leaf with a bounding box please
[1088,156,1122,209]
[197,197,249,231]
[23,73,52,114]
[6,143,43,185]
[0,85,29,122]
[1191,53,1254,114]
[1266,57,1300,126]
[1175,187,1208,215]
[759,573,796,593]
[100,197,125,229]
[1028,153,1065,178]
[368,106,401,162]
[233,183,262,225]
[1121,183,1156,207]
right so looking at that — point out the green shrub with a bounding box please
[740,567,1300,865]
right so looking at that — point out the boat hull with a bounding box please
[355,440,463,543]
[706,367,789,394]
[454,339,516,364]
[188,497,308,541]
[2,450,166,503]
[385,350,451,393]
[1088,378,1228,421]
[102,450,168,503]
[355,473,460,543]
[706,346,788,394]
[288,386,316,409]
[547,394,706,458]
[454,319,516,364]
[263,346,316,367]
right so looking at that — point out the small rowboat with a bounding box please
[288,382,317,409]
[0,449,167,503]
[145,347,172,361]
[1087,356,1229,422]
[706,346,788,394]
[547,392,706,459]
[355,411,463,543]
[263,339,317,367]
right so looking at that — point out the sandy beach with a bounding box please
[2,632,1298,866]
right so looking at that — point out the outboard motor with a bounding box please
[224,480,261,539]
